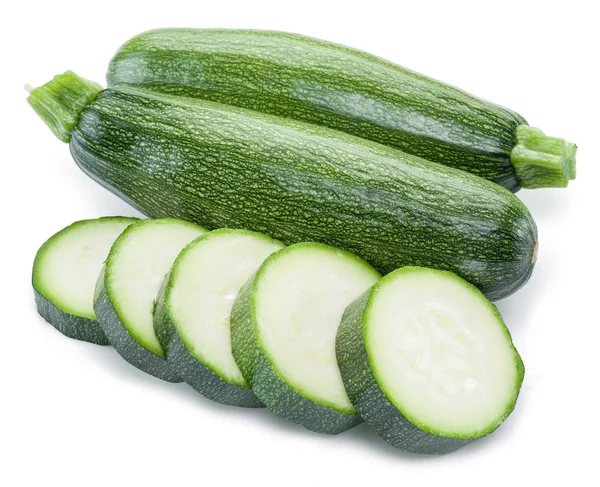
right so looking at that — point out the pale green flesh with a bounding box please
[33,218,136,319]
[366,268,521,437]
[256,244,380,413]
[168,229,284,385]
[105,219,206,356]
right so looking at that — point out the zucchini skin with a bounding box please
[230,276,362,434]
[153,275,264,408]
[34,291,110,346]
[108,29,525,191]
[70,88,537,300]
[336,291,471,454]
[93,266,182,382]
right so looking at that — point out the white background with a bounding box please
[2,1,598,485]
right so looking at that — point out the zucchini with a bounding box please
[153,228,284,407]
[33,217,137,345]
[27,72,538,300]
[231,242,380,433]
[107,28,577,191]
[336,266,524,454]
[94,218,206,381]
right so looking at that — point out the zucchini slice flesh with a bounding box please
[231,243,380,433]
[33,217,137,345]
[154,229,284,406]
[94,219,206,381]
[337,266,524,454]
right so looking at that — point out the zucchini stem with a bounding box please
[26,71,102,143]
[510,125,577,189]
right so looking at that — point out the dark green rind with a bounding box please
[336,291,472,454]
[252,353,363,434]
[230,274,361,434]
[93,266,181,382]
[153,275,263,407]
[71,88,537,300]
[107,29,524,191]
[34,290,110,345]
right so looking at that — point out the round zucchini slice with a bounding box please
[336,266,525,454]
[154,229,284,407]
[33,217,137,345]
[94,218,206,381]
[231,242,380,434]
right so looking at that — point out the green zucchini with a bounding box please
[107,28,576,191]
[27,72,538,300]
[231,242,380,433]
[33,217,137,345]
[336,266,524,454]
[153,228,284,407]
[94,218,206,381]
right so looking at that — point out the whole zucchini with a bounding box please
[107,29,576,191]
[27,72,538,300]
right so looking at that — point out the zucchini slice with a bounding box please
[336,266,524,454]
[154,229,284,407]
[32,217,137,345]
[231,243,380,433]
[94,219,206,381]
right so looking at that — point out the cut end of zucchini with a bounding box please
[32,217,137,344]
[33,218,137,320]
[510,125,577,189]
[256,244,380,414]
[26,71,102,143]
[337,266,524,453]
[231,242,380,433]
[156,229,283,406]
[104,219,206,358]
[531,241,539,265]
[367,268,522,438]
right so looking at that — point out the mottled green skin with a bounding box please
[70,88,537,300]
[230,274,362,434]
[34,290,110,345]
[336,267,525,455]
[153,273,263,407]
[108,29,525,191]
[93,266,181,382]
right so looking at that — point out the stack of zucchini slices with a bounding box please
[33,217,524,455]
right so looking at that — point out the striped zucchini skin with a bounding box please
[108,29,526,191]
[153,274,264,408]
[230,275,363,434]
[336,291,472,454]
[70,88,537,300]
